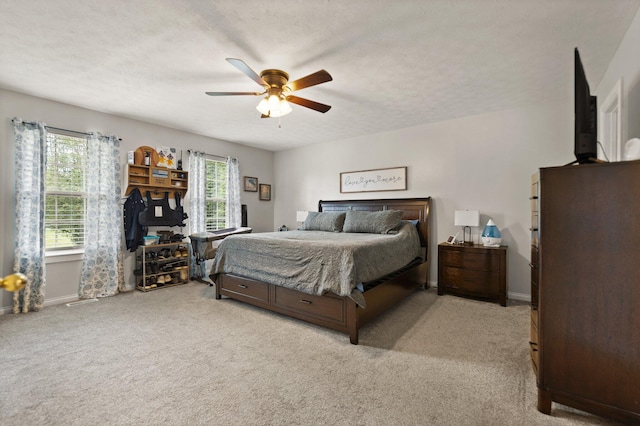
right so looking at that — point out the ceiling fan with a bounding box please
[206,58,332,118]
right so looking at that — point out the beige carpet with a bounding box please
[0,283,622,425]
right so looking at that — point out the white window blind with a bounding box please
[205,158,227,231]
[45,132,87,250]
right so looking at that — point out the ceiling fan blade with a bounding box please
[205,91,263,96]
[226,58,268,87]
[286,95,331,113]
[286,70,332,92]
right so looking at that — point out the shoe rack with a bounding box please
[135,242,190,291]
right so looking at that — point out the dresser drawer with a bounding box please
[530,246,539,266]
[219,275,269,304]
[441,266,500,293]
[439,250,499,271]
[530,308,538,345]
[530,265,539,285]
[530,343,539,376]
[273,286,345,325]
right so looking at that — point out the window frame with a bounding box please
[44,130,88,254]
[204,158,227,232]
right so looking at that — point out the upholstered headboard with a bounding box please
[318,197,431,261]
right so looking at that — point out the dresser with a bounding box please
[533,161,640,423]
[529,173,540,376]
[437,243,507,306]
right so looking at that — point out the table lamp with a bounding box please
[296,210,309,228]
[454,210,480,245]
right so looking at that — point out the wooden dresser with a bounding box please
[529,173,540,376]
[534,161,640,423]
[437,243,507,306]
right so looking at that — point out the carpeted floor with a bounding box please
[0,283,623,425]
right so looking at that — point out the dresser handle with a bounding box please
[299,299,312,305]
[238,284,248,289]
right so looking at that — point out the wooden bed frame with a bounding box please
[214,197,431,344]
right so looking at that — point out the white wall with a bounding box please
[596,7,640,145]
[1,88,274,312]
[274,102,572,301]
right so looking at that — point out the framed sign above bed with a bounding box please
[340,166,407,193]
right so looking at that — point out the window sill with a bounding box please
[45,249,84,264]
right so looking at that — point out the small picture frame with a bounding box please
[244,176,258,192]
[259,184,271,201]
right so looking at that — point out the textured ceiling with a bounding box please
[1,0,639,151]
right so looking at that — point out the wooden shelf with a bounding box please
[124,164,188,198]
[135,242,190,291]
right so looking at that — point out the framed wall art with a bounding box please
[244,176,258,192]
[340,166,407,193]
[156,146,177,169]
[259,184,271,201]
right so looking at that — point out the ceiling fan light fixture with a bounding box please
[256,98,270,115]
[268,94,280,112]
[256,95,292,118]
[211,59,331,116]
[278,99,292,116]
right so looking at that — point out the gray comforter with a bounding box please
[211,221,422,307]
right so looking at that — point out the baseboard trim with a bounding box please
[507,291,531,303]
[1,293,80,315]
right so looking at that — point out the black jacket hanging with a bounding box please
[123,188,147,252]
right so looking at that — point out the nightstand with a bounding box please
[437,243,508,306]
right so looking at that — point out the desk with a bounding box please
[189,227,252,264]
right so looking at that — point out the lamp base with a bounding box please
[461,226,474,246]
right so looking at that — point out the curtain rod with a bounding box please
[47,125,122,141]
[15,119,122,140]
[46,125,92,137]
[187,149,227,161]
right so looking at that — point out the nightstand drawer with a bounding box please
[439,250,499,271]
[441,266,500,293]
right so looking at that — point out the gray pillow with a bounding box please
[343,210,404,234]
[301,211,346,232]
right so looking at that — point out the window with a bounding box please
[205,158,227,231]
[45,132,87,250]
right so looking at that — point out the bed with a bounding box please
[211,197,431,344]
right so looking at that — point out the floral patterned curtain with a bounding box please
[12,118,47,313]
[188,150,207,279]
[226,157,241,228]
[79,133,125,298]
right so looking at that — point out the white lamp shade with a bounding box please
[454,210,480,227]
[296,210,309,222]
[256,98,270,115]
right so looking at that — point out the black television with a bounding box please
[574,48,598,164]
